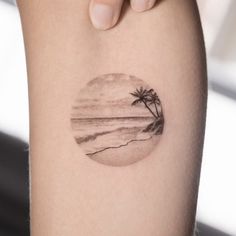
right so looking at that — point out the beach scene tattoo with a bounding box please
[71,73,164,166]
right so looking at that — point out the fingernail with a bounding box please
[90,3,114,30]
[131,0,151,12]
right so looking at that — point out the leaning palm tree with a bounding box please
[130,87,157,119]
[147,91,161,117]
[130,87,164,135]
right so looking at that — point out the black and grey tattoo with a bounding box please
[71,73,164,166]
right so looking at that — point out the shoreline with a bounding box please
[89,134,160,166]
[86,135,153,156]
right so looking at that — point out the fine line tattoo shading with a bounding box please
[86,136,153,156]
[71,73,164,166]
[130,87,164,135]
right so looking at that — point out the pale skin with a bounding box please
[17,0,207,235]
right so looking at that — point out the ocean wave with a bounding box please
[75,126,142,144]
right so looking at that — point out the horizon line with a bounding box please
[71,116,154,120]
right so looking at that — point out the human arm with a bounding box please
[17,0,207,235]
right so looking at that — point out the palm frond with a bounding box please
[130,92,139,98]
[131,99,142,105]
[148,88,154,92]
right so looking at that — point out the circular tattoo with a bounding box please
[71,73,164,166]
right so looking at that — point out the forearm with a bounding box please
[18,0,207,235]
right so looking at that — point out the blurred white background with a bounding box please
[0,0,235,235]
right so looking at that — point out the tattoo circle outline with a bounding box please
[71,73,164,166]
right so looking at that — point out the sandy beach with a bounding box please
[89,135,160,166]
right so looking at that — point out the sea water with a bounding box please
[71,117,154,155]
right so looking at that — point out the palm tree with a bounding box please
[130,87,164,135]
[147,91,161,117]
[130,87,158,119]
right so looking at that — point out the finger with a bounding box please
[89,0,124,30]
[130,0,156,12]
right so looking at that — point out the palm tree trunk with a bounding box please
[154,103,159,117]
[143,101,158,118]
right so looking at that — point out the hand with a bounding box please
[89,0,157,30]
